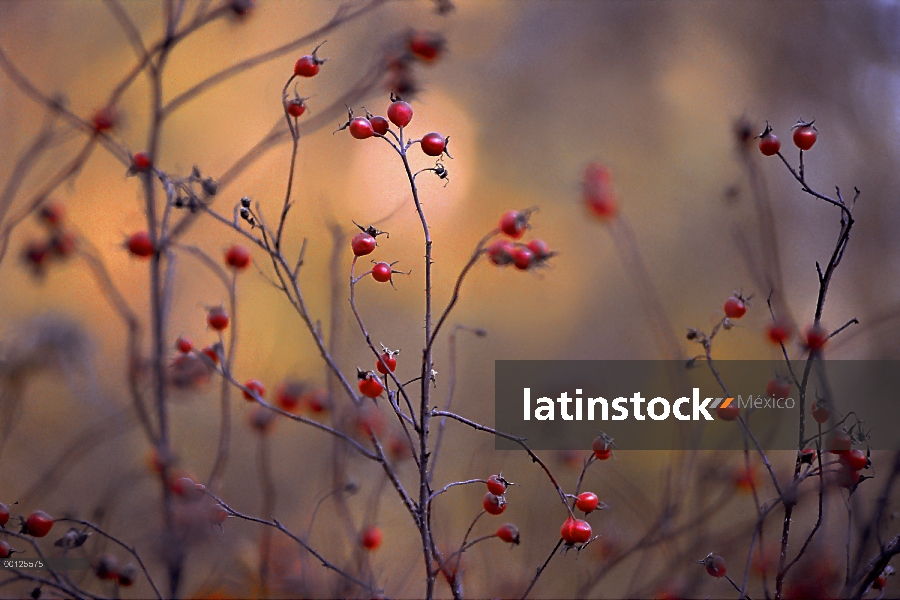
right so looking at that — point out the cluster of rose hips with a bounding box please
[486,210,553,271]
[21,202,77,276]
[350,224,406,287]
[482,474,511,517]
[757,119,818,156]
[338,96,450,161]
[722,293,827,353]
[583,163,618,219]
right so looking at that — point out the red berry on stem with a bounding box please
[286,99,307,118]
[294,55,321,77]
[570,519,592,544]
[387,100,413,128]
[277,382,304,412]
[828,430,852,455]
[352,232,377,257]
[811,401,830,424]
[50,232,77,257]
[717,402,740,421]
[176,336,193,354]
[372,262,393,283]
[724,295,747,319]
[370,116,389,135]
[243,379,265,401]
[874,574,887,590]
[132,152,152,172]
[486,474,507,496]
[207,307,229,331]
[592,435,612,460]
[349,117,375,140]
[792,124,817,151]
[841,448,868,471]
[499,210,529,239]
[91,106,116,132]
[482,492,506,515]
[799,448,817,464]
[767,322,792,345]
[420,132,446,156]
[0,540,10,558]
[201,345,220,365]
[527,239,551,261]
[0,502,8,526]
[128,232,154,258]
[361,526,382,550]
[358,372,384,398]
[225,244,251,270]
[23,242,48,268]
[836,465,860,489]
[511,246,534,271]
[487,240,515,266]
[25,511,53,537]
[805,325,828,352]
[576,492,599,513]
[704,554,727,578]
[496,523,520,545]
[759,133,781,156]
[376,351,397,375]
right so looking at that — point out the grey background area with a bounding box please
[495,360,900,450]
